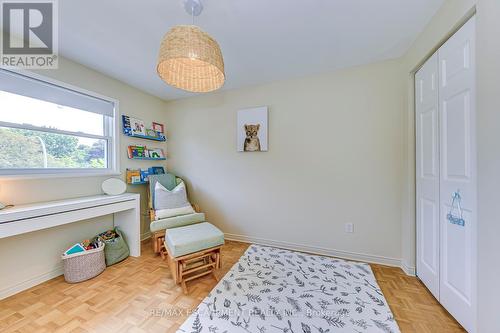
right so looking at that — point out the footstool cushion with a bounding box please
[165,222,224,258]
[150,212,206,232]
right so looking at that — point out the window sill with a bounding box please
[0,170,122,181]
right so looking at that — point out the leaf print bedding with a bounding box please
[178,244,400,333]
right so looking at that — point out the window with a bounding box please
[0,69,118,176]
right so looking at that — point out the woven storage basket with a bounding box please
[62,242,106,283]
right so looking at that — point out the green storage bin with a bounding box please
[98,228,129,266]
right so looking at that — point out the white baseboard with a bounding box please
[0,265,63,300]
[224,233,404,269]
[0,232,413,301]
[2,233,153,301]
[401,261,416,276]
[141,231,151,241]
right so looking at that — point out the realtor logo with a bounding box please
[1,0,58,69]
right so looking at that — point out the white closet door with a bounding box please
[415,53,440,299]
[439,16,476,332]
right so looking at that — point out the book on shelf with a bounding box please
[127,145,147,158]
[152,122,165,134]
[145,128,159,138]
[149,166,165,175]
[130,117,145,136]
[126,167,165,184]
[126,169,142,184]
[122,115,132,136]
[148,148,165,159]
[140,169,150,182]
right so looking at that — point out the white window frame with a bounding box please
[0,69,120,179]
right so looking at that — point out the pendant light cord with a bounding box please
[190,4,194,58]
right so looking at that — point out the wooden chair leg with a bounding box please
[168,255,178,284]
[179,262,189,293]
[157,238,162,252]
[160,246,166,260]
[152,237,157,253]
[151,232,166,255]
[181,281,188,294]
[166,246,223,295]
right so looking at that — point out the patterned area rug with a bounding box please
[178,244,400,333]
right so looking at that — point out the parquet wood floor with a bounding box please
[0,240,464,332]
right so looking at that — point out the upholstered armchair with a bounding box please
[148,173,224,293]
[148,174,202,254]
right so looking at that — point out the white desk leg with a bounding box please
[114,196,141,257]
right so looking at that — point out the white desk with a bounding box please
[0,193,141,257]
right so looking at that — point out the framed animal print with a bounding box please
[237,106,268,152]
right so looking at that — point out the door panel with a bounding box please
[439,16,476,332]
[421,111,437,176]
[442,91,471,179]
[421,198,438,274]
[415,53,440,299]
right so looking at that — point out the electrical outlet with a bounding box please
[345,223,354,233]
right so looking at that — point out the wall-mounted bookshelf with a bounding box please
[127,145,166,160]
[129,156,166,161]
[126,167,165,185]
[127,181,148,185]
[123,115,167,185]
[126,133,166,142]
[122,115,166,141]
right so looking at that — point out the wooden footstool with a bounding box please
[162,222,224,293]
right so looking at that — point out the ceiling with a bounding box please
[59,0,444,101]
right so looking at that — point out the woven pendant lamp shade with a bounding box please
[157,25,225,93]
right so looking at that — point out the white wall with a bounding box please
[165,59,405,266]
[476,0,500,331]
[0,57,167,298]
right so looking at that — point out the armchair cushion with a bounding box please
[155,206,195,220]
[149,173,177,209]
[165,222,224,258]
[150,212,206,233]
[154,181,192,212]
